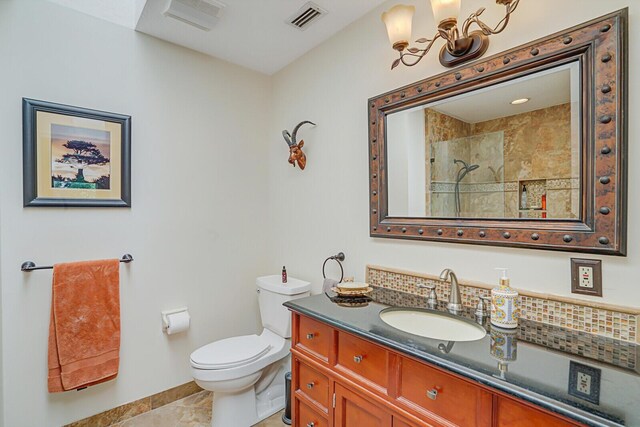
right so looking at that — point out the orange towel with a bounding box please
[48,259,120,393]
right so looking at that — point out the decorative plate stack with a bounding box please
[331,282,373,297]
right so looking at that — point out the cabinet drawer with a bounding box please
[398,356,487,427]
[296,315,333,363]
[296,359,330,411]
[496,396,582,427]
[296,397,328,427]
[336,331,388,391]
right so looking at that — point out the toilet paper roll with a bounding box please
[165,310,190,335]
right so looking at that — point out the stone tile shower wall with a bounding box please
[367,266,638,344]
[430,131,505,217]
[424,108,471,213]
[425,104,579,219]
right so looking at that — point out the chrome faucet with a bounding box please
[417,283,438,308]
[439,268,463,313]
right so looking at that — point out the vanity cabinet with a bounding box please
[291,312,585,427]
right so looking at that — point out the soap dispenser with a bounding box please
[490,268,519,329]
[520,185,528,209]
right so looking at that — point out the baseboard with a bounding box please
[64,381,203,427]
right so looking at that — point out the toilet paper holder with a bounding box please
[161,307,190,333]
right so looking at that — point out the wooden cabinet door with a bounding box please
[393,416,424,427]
[334,383,392,427]
[393,419,416,427]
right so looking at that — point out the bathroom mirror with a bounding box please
[369,10,627,255]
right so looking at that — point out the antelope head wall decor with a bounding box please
[282,121,315,170]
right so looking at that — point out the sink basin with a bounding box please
[379,308,486,342]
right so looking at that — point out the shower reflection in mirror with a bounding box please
[386,61,581,220]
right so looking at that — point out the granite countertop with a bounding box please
[284,286,640,427]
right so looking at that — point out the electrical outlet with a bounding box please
[568,361,601,404]
[576,372,592,394]
[571,258,602,297]
[578,266,593,288]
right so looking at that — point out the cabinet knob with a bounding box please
[306,382,315,389]
[307,422,315,427]
[427,389,438,400]
[306,333,315,340]
[353,355,363,364]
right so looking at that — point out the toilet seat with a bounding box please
[190,335,271,370]
[191,329,290,383]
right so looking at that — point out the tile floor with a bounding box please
[108,391,287,427]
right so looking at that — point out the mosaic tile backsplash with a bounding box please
[369,286,638,373]
[367,266,638,344]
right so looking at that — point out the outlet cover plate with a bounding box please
[571,258,602,297]
[568,361,601,404]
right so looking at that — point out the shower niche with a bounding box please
[369,10,627,255]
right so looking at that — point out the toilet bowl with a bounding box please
[190,275,311,427]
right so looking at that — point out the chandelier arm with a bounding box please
[438,27,457,52]
[396,33,442,67]
[462,0,520,38]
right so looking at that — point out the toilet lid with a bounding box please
[190,335,271,370]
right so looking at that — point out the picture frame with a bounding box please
[22,98,131,207]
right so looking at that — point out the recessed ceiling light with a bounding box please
[510,98,530,105]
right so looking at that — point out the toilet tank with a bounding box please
[257,275,311,338]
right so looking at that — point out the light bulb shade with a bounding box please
[430,0,461,25]
[381,5,415,49]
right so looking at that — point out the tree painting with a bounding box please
[57,140,109,182]
[51,124,111,190]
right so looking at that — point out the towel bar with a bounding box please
[21,254,134,272]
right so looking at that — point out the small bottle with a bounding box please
[520,185,527,209]
[282,266,287,284]
[541,193,547,219]
[490,268,519,329]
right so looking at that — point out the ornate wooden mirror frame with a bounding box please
[369,9,627,255]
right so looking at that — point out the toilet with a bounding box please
[190,275,311,427]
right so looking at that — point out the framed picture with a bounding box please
[22,98,131,207]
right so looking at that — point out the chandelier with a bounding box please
[382,0,520,69]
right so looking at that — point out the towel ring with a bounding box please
[322,252,345,283]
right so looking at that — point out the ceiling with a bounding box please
[47,0,147,29]
[135,0,386,75]
[429,62,579,123]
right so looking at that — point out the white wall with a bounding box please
[0,0,638,425]
[0,1,271,425]
[268,0,639,307]
[0,192,3,425]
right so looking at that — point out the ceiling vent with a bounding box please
[164,0,226,31]
[287,2,327,31]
